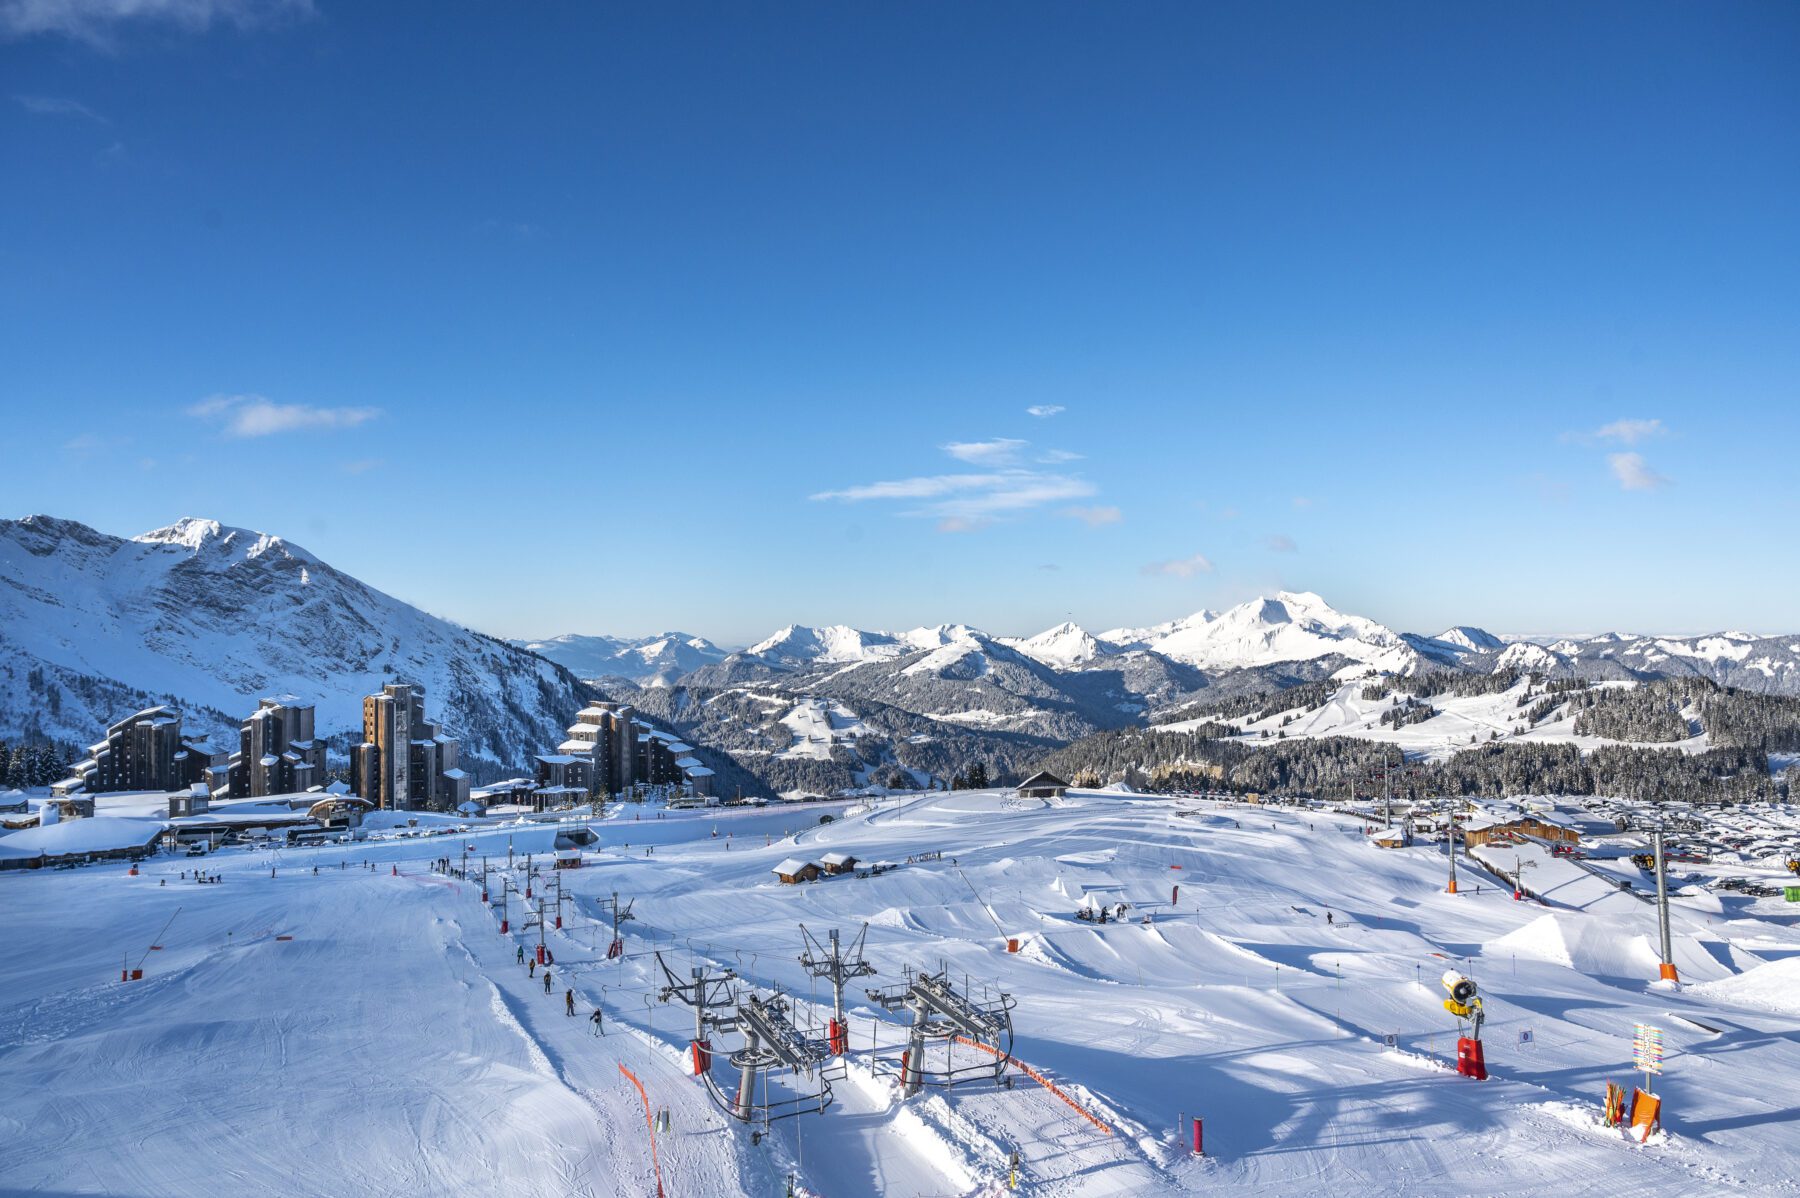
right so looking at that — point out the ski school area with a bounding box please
[2,788,1798,1197]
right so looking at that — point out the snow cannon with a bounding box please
[1440,970,1487,1080]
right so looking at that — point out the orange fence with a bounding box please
[618,1064,667,1197]
[952,1037,1113,1135]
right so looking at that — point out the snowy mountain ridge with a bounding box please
[0,514,592,774]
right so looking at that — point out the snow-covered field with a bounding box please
[4,789,1798,1196]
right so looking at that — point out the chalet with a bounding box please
[772,857,821,885]
[1462,812,1581,849]
[819,851,858,875]
[1015,771,1070,800]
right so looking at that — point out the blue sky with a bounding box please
[4,1,1797,645]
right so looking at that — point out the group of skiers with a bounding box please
[516,938,600,1029]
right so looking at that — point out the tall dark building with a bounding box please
[349,683,469,811]
[55,706,226,797]
[227,696,326,797]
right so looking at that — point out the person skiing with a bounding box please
[590,1008,604,1035]
[516,944,525,965]
[1326,911,1334,926]
[543,970,552,995]
[565,989,575,1016]
[529,959,536,977]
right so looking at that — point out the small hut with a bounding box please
[819,850,858,875]
[1015,771,1070,800]
[772,857,821,885]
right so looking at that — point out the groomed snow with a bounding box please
[2,790,1796,1196]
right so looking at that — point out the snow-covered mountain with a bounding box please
[0,516,592,773]
[518,631,727,685]
[1098,591,1422,674]
[1492,631,1800,692]
[1003,621,1112,668]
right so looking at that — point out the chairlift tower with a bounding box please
[655,953,738,1065]
[866,966,1015,1097]
[799,923,877,1055]
[1653,826,1678,982]
[655,953,834,1123]
[599,891,636,959]
[727,992,835,1123]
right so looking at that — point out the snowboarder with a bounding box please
[565,989,575,1016]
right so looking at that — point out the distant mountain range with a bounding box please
[5,514,1796,799]
[523,588,1800,705]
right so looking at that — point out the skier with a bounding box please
[516,944,525,965]
[529,959,536,978]
[543,970,552,995]
[1326,911,1334,926]
[565,989,575,1016]
[590,1008,605,1035]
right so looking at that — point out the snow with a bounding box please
[0,815,162,856]
[1004,621,1111,668]
[1157,678,1714,762]
[4,788,1799,1196]
[1100,591,1421,672]
[0,516,581,769]
[775,697,866,761]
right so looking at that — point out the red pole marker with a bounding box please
[1192,1117,1203,1156]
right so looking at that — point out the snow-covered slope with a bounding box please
[0,516,590,771]
[6,787,1798,1196]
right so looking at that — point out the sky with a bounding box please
[3,1,1798,646]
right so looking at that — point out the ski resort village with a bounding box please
[8,5,1799,1194]
[3,517,1800,1196]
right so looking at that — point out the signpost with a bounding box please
[1631,1022,1664,1093]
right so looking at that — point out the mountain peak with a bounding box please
[134,517,319,565]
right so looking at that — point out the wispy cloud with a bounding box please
[1063,505,1121,527]
[2,0,314,45]
[14,94,107,121]
[189,393,380,438]
[1141,552,1214,578]
[814,469,1094,529]
[1264,533,1297,552]
[817,437,1101,532]
[1026,404,1065,418]
[943,438,1026,467]
[1608,452,1671,492]
[1035,448,1082,464]
[1563,416,1670,446]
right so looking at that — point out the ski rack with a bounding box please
[866,965,1016,1096]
